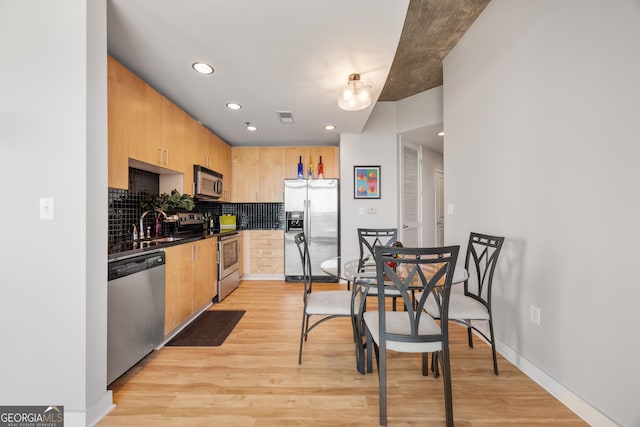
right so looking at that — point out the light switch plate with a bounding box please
[447,204,455,215]
[40,197,55,220]
[367,207,377,215]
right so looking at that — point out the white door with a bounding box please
[435,170,444,246]
[400,141,421,247]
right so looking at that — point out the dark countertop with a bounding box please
[108,230,233,261]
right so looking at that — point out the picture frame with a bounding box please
[353,165,381,199]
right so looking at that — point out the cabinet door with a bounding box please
[231,147,259,202]
[309,146,339,179]
[161,97,189,174]
[193,239,217,309]
[285,147,310,179]
[108,56,162,187]
[115,62,162,167]
[191,122,215,196]
[107,57,130,189]
[216,138,232,201]
[164,244,194,334]
[258,147,285,202]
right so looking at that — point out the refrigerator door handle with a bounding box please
[306,199,311,246]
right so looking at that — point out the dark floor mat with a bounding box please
[166,310,245,347]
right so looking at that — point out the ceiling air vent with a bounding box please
[277,111,295,124]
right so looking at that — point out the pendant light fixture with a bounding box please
[338,73,372,111]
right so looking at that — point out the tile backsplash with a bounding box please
[108,167,284,244]
[108,168,159,244]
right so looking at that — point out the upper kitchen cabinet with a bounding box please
[107,56,162,189]
[258,147,286,202]
[231,147,259,202]
[125,91,188,176]
[284,146,339,179]
[159,97,189,174]
[210,135,232,201]
[231,147,285,202]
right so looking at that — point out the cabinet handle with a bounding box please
[164,149,169,165]
[158,148,163,164]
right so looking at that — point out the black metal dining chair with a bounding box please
[357,228,401,310]
[363,244,460,426]
[423,232,505,375]
[295,232,356,364]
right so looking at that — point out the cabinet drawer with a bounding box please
[249,257,284,274]
[250,247,284,258]
[249,230,283,240]
[250,239,283,250]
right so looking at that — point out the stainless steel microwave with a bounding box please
[194,165,223,200]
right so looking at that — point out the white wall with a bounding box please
[340,88,444,255]
[0,1,112,425]
[443,1,640,426]
[340,104,399,257]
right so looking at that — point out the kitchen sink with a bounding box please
[134,236,185,245]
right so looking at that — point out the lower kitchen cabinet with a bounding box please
[246,230,284,278]
[164,239,217,335]
[193,239,217,309]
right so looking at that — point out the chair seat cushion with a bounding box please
[363,311,443,353]
[420,292,490,320]
[306,290,355,316]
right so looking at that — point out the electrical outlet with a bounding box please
[530,305,541,326]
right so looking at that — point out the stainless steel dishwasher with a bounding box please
[107,251,165,385]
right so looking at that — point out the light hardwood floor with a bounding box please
[99,281,587,426]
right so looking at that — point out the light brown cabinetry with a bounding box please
[210,134,232,201]
[258,148,286,202]
[164,239,217,335]
[231,146,339,201]
[107,56,162,189]
[108,55,231,195]
[284,146,340,179]
[231,148,259,202]
[164,244,194,335]
[247,230,284,276]
[193,239,217,310]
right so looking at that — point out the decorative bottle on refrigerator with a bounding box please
[297,156,304,180]
[317,156,324,179]
[307,155,313,179]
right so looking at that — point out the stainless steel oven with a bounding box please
[217,231,240,301]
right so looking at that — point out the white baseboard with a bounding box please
[496,340,618,426]
[65,390,114,427]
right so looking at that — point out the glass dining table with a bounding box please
[320,255,469,374]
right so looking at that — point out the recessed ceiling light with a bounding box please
[324,124,336,130]
[437,131,445,136]
[192,62,214,74]
[245,122,257,131]
[226,103,242,110]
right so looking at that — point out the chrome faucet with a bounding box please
[139,210,151,240]
[139,208,168,240]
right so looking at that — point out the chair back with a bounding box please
[294,232,313,296]
[374,245,459,344]
[464,232,505,310]
[357,228,398,271]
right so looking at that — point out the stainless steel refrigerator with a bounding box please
[284,179,339,282]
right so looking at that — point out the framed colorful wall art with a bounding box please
[353,165,381,199]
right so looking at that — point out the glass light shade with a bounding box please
[338,73,372,111]
[192,62,214,74]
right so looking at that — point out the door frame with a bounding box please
[398,136,423,246]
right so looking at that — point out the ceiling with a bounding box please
[107,0,489,149]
